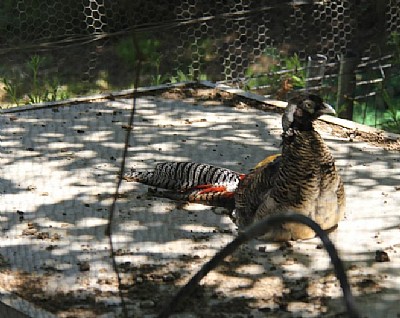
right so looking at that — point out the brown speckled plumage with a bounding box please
[235,94,345,241]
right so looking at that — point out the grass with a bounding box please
[1,55,70,108]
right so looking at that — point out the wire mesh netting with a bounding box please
[1,2,400,318]
[1,1,399,131]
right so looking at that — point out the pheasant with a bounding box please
[235,94,345,240]
[124,93,345,240]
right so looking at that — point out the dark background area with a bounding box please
[0,0,399,131]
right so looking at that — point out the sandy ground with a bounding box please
[0,84,399,317]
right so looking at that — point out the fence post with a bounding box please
[337,52,358,120]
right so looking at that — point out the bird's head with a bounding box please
[282,93,335,132]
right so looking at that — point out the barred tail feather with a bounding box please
[124,162,242,192]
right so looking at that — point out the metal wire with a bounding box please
[105,31,143,318]
[158,213,360,318]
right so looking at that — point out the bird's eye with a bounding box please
[303,100,315,112]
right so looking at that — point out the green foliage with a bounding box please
[388,32,400,65]
[116,36,180,87]
[169,66,207,83]
[116,37,160,68]
[1,55,69,106]
[351,82,400,133]
[116,36,208,86]
[27,55,43,104]
[2,78,19,106]
[336,103,348,118]
[283,53,306,88]
[244,49,306,96]
[381,88,400,133]
[197,38,216,61]
[169,70,188,83]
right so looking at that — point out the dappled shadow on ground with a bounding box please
[0,87,399,317]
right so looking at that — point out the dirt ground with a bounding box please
[0,83,399,317]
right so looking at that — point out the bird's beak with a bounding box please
[321,102,336,115]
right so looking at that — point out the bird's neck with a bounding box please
[282,128,333,163]
[291,120,314,132]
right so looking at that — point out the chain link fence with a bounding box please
[0,1,399,127]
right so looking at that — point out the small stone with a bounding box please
[22,228,38,236]
[279,241,292,250]
[140,300,155,308]
[136,276,144,283]
[375,250,390,262]
[36,232,50,240]
[162,274,175,282]
[16,210,24,222]
[32,293,48,301]
[121,124,132,130]
[51,233,61,241]
[282,257,295,265]
[79,261,90,271]
[258,246,266,252]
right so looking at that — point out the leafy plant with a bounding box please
[388,32,400,65]
[116,37,160,68]
[27,55,44,103]
[169,70,188,83]
[2,55,68,106]
[244,49,306,97]
[169,66,207,83]
[284,53,306,88]
[116,36,175,86]
[2,78,19,106]
[381,88,400,133]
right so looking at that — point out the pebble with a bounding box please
[22,228,38,236]
[136,276,144,283]
[375,250,390,262]
[258,246,266,252]
[162,274,175,282]
[79,261,90,271]
[140,300,155,308]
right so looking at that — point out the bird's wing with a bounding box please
[235,155,282,227]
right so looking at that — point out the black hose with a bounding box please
[158,213,360,318]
